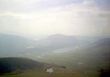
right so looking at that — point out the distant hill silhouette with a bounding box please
[0,33,33,57]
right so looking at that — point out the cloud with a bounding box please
[0,0,42,12]
[82,0,96,5]
[0,0,110,36]
[26,46,35,49]
[0,0,109,13]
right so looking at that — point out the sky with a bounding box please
[0,0,110,37]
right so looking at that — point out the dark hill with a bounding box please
[0,57,45,75]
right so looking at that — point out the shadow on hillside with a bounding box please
[99,68,110,77]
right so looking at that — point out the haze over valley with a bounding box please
[0,0,110,77]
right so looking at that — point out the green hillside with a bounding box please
[0,57,45,75]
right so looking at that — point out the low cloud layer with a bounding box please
[0,0,110,37]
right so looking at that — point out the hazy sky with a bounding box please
[0,0,110,37]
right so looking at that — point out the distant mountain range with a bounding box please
[0,33,110,58]
[0,33,110,75]
[0,33,34,57]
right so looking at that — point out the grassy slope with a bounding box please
[36,45,110,77]
[40,45,110,68]
[0,69,99,77]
